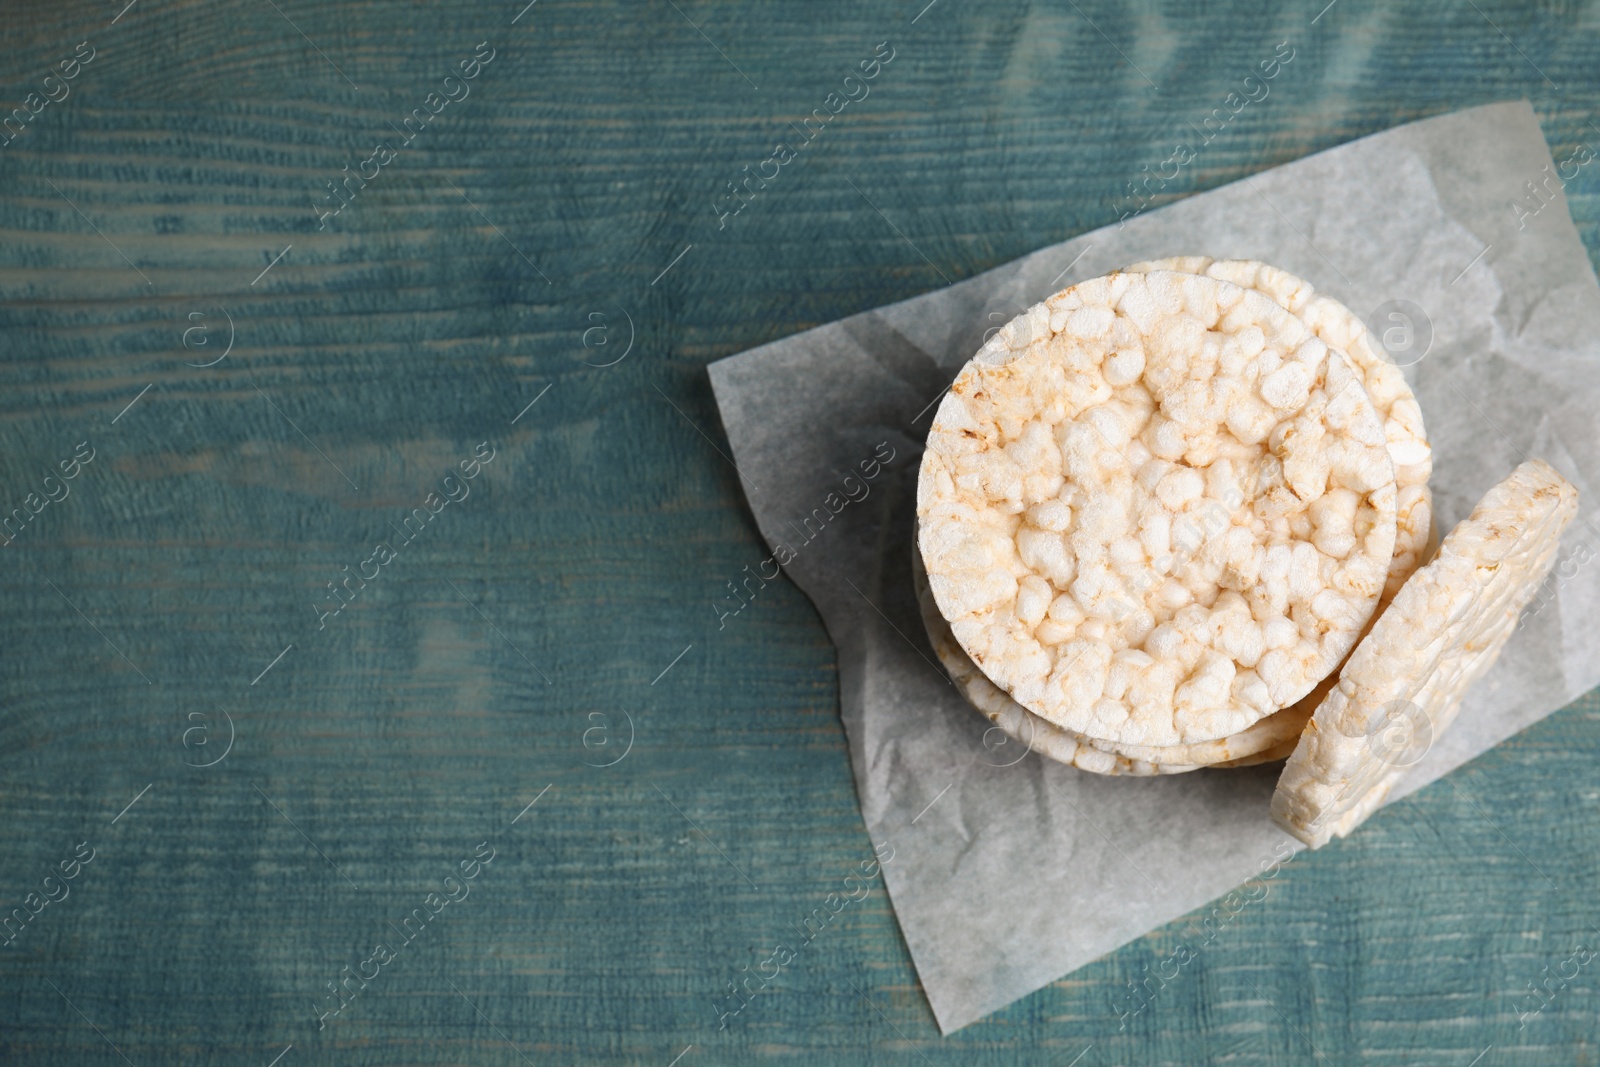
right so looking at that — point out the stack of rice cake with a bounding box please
[915,262,1578,847]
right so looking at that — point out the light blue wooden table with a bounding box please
[0,1,1597,1063]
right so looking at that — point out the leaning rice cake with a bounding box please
[1272,459,1578,847]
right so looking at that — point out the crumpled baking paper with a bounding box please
[708,101,1600,1033]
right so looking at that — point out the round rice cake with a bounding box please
[918,270,1399,748]
[1271,459,1578,848]
[1125,257,1432,599]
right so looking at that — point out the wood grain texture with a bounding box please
[0,0,1597,1063]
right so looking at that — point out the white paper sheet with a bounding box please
[708,101,1600,1033]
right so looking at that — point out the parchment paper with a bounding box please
[708,101,1600,1033]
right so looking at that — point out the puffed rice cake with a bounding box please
[918,270,1399,749]
[1271,459,1578,847]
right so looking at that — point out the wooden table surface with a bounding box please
[1,1,1598,1064]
